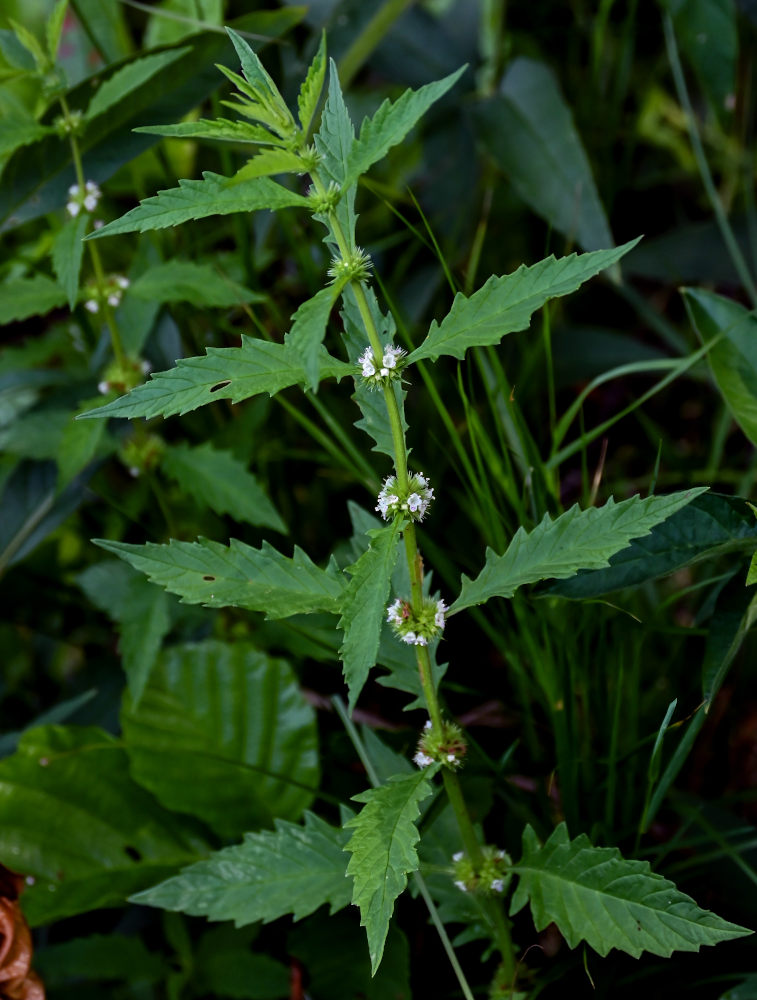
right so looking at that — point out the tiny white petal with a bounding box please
[128,466,140,477]
[85,299,99,313]
[66,202,80,217]
[452,851,463,862]
[93,219,104,230]
[107,293,120,307]
[447,753,456,763]
[454,880,467,892]
[491,879,504,893]
[424,720,433,730]
[68,184,79,196]
[83,195,97,211]
[141,360,152,374]
[97,380,109,394]
[116,276,130,289]
[403,632,417,644]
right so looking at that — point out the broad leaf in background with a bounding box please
[128,260,265,308]
[511,823,750,957]
[683,287,757,447]
[473,57,614,253]
[341,66,466,189]
[56,396,115,487]
[34,933,166,992]
[550,493,757,599]
[409,239,640,363]
[132,811,350,923]
[0,725,205,926]
[451,489,706,613]
[51,214,88,310]
[194,926,290,1000]
[78,559,171,705]
[161,442,286,532]
[0,112,53,163]
[662,0,738,118]
[122,641,319,838]
[345,769,437,973]
[285,280,347,392]
[0,275,66,324]
[87,173,309,239]
[94,537,344,616]
[79,337,353,420]
[338,521,402,711]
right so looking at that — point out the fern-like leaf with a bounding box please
[511,824,751,958]
[94,537,344,618]
[450,489,707,614]
[345,770,437,973]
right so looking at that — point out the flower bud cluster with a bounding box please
[54,109,84,136]
[328,246,372,283]
[119,432,165,479]
[97,356,150,396]
[376,471,432,521]
[84,274,129,315]
[452,845,512,896]
[387,596,446,648]
[66,180,100,217]
[412,717,465,770]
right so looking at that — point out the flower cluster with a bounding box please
[412,717,466,770]
[387,595,446,647]
[66,180,101,217]
[451,845,512,896]
[358,343,407,388]
[376,471,433,521]
[97,356,150,396]
[328,246,372,283]
[84,274,129,315]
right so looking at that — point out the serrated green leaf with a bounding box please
[46,0,68,62]
[85,48,190,121]
[472,57,614,253]
[550,493,757,599]
[94,536,344,617]
[79,336,353,420]
[122,641,319,837]
[229,148,306,183]
[338,521,402,711]
[0,275,66,323]
[129,259,265,308]
[511,823,751,958]
[298,32,327,136]
[285,281,346,392]
[314,60,356,248]
[0,112,53,159]
[409,239,640,363]
[51,214,88,310]
[683,287,757,447]
[161,441,286,532]
[451,489,707,614]
[135,118,277,144]
[345,770,436,973]
[342,66,466,189]
[226,27,292,126]
[131,811,350,923]
[0,725,205,926]
[87,172,309,240]
[8,19,48,72]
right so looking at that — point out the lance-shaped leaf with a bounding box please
[135,119,278,145]
[683,287,757,447]
[122,642,319,838]
[285,280,347,392]
[297,32,327,136]
[338,521,402,711]
[0,275,66,324]
[0,112,54,160]
[345,770,436,974]
[94,536,344,618]
[342,66,466,189]
[128,260,265,308]
[511,823,750,958]
[451,488,707,614]
[51,214,88,310]
[87,172,309,240]
[550,492,757,599]
[161,442,286,532]
[131,811,351,925]
[409,238,641,363]
[78,336,353,421]
[85,48,190,121]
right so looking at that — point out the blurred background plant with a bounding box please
[1,0,757,997]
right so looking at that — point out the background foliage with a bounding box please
[1,0,757,997]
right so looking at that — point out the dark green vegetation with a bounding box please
[1,1,757,998]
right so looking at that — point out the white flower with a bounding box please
[93,219,104,230]
[490,879,504,893]
[447,753,456,763]
[424,719,433,730]
[382,344,406,369]
[66,201,81,217]
[358,347,376,377]
[68,184,78,196]
[97,380,109,395]
[406,493,422,513]
[85,299,99,313]
[454,880,467,892]
[107,293,120,307]
[85,180,99,194]
[413,751,434,768]
[386,599,403,624]
[116,276,130,289]
[83,194,98,211]
[452,851,463,862]
[435,599,447,629]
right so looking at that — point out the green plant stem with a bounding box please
[663,14,757,308]
[59,95,127,369]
